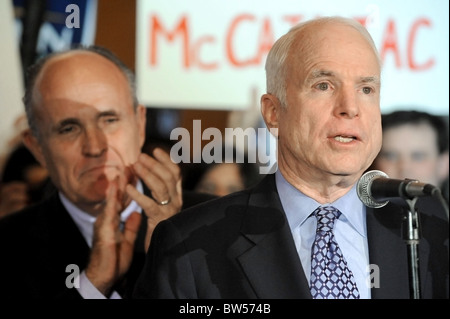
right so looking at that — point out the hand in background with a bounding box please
[0,181,29,219]
[126,148,183,251]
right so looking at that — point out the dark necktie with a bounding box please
[310,206,360,299]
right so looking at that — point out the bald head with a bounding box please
[23,46,138,139]
[21,47,147,214]
[265,16,381,107]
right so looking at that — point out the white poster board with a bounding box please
[136,0,449,116]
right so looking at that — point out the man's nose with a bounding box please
[334,89,360,119]
[396,157,413,179]
[82,127,107,157]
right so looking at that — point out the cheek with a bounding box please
[376,161,398,176]
[108,134,141,165]
[280,108,307,136]
[370,121,383,152]
[374,133,383,154]
[42,149,74,185]
[108,143,131,167]
[413,161,436,173]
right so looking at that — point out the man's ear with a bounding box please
[260,93,281,138]
[136,104,147,149]
[22,129,47,169]
[437,151,449,184]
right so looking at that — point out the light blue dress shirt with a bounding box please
[275,170,371,299]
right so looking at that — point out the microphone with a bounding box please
[357,170,440,208]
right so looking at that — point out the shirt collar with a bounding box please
[60,180,144,247]
[275,170,366,237]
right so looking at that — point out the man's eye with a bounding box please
[104,117,119,124]
[59,125,75,134]
[197,183,215,193]
[380,151,397,161]
[362,87,373,94]
[411,153,427,162]
[316,82,329,91]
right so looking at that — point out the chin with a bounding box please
[74,182,109,204]
[76,191,106,205]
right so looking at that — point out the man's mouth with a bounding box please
[84,165,109,173]
[334,135,356,143]
[80,164,119,176]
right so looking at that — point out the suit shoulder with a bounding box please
[0,203,42,229]
[170,189,251,225]
[181,190,218,209]
[0,196,58,241]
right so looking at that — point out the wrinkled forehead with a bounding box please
[29,52,136,129]
[288,21,380,69]
[35,51,126,91]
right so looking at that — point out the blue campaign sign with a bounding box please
[13,0,97,57]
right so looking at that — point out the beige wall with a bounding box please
[0,0,26,173]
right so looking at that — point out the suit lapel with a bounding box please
[45,193,91,262]
[237,174,312,299]
[30,193,91,293]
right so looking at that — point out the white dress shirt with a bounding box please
[60,181,143,299]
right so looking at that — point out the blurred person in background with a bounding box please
[0,143,51,218]
[371,110,449,202]
[182,146,262,197]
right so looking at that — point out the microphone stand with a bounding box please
[357,171,448,298]
[401,197,422,299]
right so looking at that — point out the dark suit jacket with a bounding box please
[0,186,215,299]
[133,173,449,299]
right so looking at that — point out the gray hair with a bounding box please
[265,16,381,107]
[23,45,138,139]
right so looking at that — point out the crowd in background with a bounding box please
[1,109,448,220]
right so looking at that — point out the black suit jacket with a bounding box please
[133,173,449,299]
[0,186,215,299]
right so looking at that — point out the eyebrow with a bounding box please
[307,70,381,86]
[55,118,80,129]
[54,110,119,129]
[97,110,119,119]
[360,76,381,86]
[307,70,334,82]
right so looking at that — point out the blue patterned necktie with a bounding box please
[310,206,360,299]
